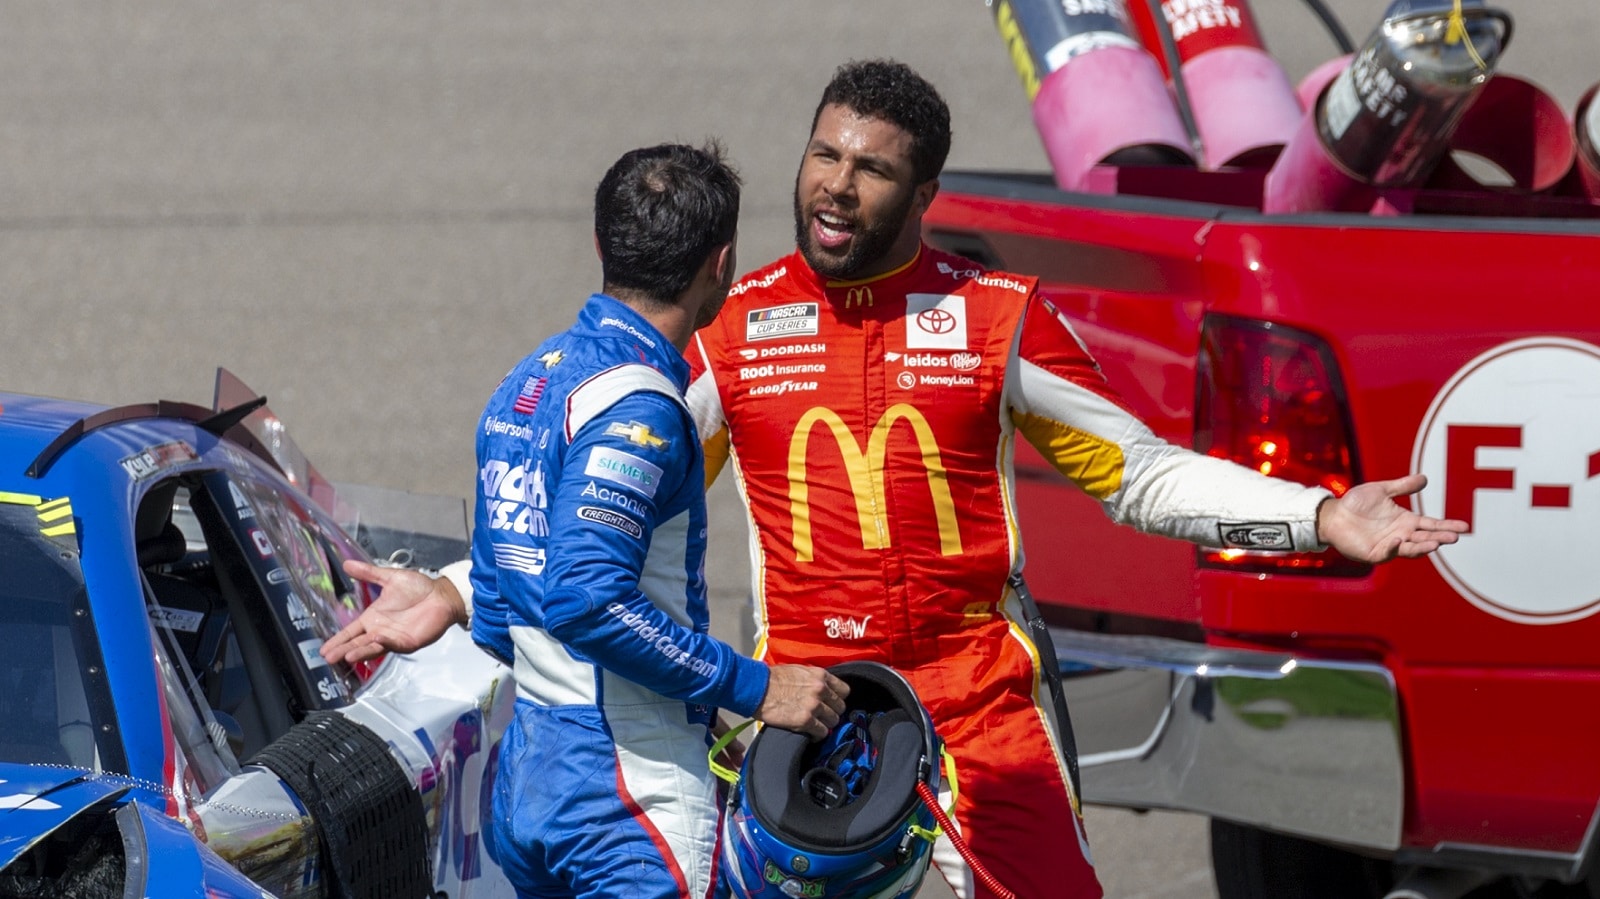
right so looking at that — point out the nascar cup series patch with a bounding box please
[746,303,819,341]
[1412,337,1600,625]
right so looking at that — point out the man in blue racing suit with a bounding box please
[449,143,845,899]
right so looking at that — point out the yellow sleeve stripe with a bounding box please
[1011,410,1126,500]
[702,425,731,489]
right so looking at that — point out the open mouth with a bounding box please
[813,209,855,250]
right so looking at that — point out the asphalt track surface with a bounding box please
[4,3,1595,896]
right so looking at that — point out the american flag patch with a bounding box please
[513,376,546,414]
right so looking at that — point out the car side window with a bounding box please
[137,477,275,791]
[218,473,364,706]
[136,471,364,781]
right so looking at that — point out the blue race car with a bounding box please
[0,370,513,898]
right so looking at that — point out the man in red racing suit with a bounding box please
[684,61,1466,899]
[320,59,1466,899]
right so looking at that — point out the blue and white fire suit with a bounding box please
[470,294,770,899]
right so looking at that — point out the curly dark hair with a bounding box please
[595,141,741,303]
[811,59,952,184]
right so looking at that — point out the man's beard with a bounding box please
[793,182,916,281]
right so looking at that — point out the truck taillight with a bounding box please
[1195,315,1369,576]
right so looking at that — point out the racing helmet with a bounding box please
[719,661,942,899]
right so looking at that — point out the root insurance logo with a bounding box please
[1412,338,1600,624]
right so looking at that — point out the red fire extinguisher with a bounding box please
[987,0,1194,192]
[1124,0,1303,169]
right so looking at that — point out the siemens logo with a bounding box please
[584,446,663,498]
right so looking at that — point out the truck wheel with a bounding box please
[1210,819,1391,899]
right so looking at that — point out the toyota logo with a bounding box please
[917,308,957,334]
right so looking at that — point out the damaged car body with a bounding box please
[0,370,513,898]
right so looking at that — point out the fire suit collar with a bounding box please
[574,293,691,392]
[813,245,924,292]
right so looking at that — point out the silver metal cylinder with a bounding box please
[1316,0,1512,186]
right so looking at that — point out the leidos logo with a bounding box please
[1413,338,1600,624]
[787,405,962,562]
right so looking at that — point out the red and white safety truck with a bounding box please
[927,1,1600,896]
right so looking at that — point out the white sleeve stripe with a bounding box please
[1015,359,1150,448]
[685,336,725,443]
[1014,361,1327,550]
[565,364,684,441]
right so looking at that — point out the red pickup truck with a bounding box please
[923,2,1600,897]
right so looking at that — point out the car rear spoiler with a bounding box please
[213,369,468,570]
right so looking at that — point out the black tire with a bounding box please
[1210,819,1392,899]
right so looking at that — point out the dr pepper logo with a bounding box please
[1412,338,1600,625]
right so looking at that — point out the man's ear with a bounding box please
[912,178,940,219]
[593,233,602,260]
[714,242,735,286]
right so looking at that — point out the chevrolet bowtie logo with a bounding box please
[845,287,873,309]
[605,421,668,449]
[539,350,565,369]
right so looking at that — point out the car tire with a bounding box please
[1210,819,1392,899]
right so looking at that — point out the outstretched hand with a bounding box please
[1316,474,1469,563]
[319,560,467,665]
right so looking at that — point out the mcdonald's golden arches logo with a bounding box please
[844,287,873,309]
[786,404,962,562]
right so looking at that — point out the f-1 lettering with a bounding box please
[1445,424,1600,531]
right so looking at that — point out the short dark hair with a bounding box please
[811,60,952,184]
[595,142,741,303]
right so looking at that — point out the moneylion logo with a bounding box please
[787,404,962,562]
[845,287,873,309]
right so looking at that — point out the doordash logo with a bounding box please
[1412,338,1600,625]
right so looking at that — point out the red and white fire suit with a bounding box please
[686,246,1329,899]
